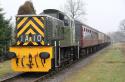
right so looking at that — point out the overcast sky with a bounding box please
[1,0,125,33]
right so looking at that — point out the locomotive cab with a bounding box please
[43,9,76,47]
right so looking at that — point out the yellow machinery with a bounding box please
[9,15,53,72]
[10,46,53,72]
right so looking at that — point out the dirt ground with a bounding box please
[42,43,125,82]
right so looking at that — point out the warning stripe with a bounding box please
[17,17,31,32]
[30,18,45,33]
[16,16,45,46]
[33,17,45,28]
[17,17,28,29]
[32,42,39,45]
[25,28,36,34]
[17,17,45,33]
[17,41,21,45]
[17,20,44,37]
[41,41,44,45]
[23,42,29,45]
[18,25,44,40]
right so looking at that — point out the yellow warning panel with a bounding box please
[16,16,45,46]
[9,46,53,72]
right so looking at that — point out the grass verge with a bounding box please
[0,60,13,78]
[64,43,125,82]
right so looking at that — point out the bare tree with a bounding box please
[65,0,85,19]
[119,19,125,31]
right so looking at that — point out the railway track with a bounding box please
[0,73,24,82]
[0,65,72,82]
[0,72,47,82]
[0,61,77,82]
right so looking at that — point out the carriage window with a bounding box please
[64,19,69,26]
[84,28,85,31]
[59,13,64,20]
[64,16,69,26]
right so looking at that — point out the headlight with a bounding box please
[7,52,16,59]
[39,52,50,59]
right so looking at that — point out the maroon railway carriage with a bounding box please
[75,20,110,55]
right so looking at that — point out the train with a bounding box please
[8,9,110,72]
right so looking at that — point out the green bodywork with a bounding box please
[45,16,76,47]
[60,27,75,47]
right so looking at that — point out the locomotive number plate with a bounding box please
[19,34,43,42]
